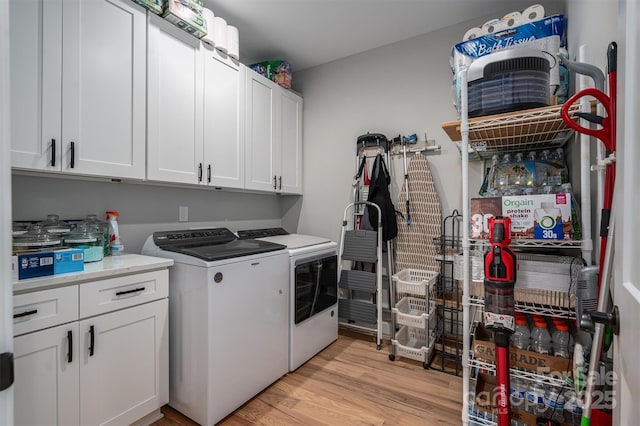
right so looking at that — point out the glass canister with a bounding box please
[63,222,104,263]
[12,223,63,252]
[38,214,71,236]
[83,214,110,256]
[12,222,29,237]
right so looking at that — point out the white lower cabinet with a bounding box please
[13,269,169,426]
[79,299,168,426]
[14,322,80,426]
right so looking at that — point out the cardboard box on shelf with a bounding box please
[470,193,573,240]
[15,247,85,280]
[53,248,84,275]
[131,0,163,15]
[474,323,572,377]
[15,250,55,280]
[162,0,207,39]
[474,373,572,426]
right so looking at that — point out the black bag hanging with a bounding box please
[366,153,398,242]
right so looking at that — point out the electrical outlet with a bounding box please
[179,206,189,222]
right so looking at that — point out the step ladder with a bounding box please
[337,202,389,350]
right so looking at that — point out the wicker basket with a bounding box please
[392,269,438,296]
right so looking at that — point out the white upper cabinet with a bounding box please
[245,69,280,192]
[203,48,245,189]
[279,90,303,194]
[10,0,62,171]
[10,0,146,179]
[147,13,204,185]
[245,69,302,194]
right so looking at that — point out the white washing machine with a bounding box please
[142,228,289,425]
[237,228,338,371]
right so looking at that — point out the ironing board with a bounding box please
[395,152,442,273]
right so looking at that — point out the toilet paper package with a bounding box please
[201,8,216,48]
[451,14,565,109]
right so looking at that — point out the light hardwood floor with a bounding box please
[153,331,463,425]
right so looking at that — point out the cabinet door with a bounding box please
[14,323,80,426]
[9,0,62,171]
[245,70,280,192]
[279,90,303,194]
[147,14,204,184]
[203,49,245,189]
[61,0,146,179]
[79,299,168,426]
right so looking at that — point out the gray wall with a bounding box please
[293,2,566,243]
[12,175,290,253]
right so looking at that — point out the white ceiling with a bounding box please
[202,0,563,71]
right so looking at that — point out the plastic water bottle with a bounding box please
[563,393,583,424]
[526,383,546,416]
[552,147,565,161]
[511,314,530,350]
[544,389,566,423]
[531,317,552,354]
[510,376,528,414]
[552,321,571,358]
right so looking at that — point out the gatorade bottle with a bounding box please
[552,321,571,358]
[531,317,552,354]
[510,313,531,350]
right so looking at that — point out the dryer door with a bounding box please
[294,254,338,324]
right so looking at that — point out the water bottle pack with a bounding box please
[508,313,573,358]
[480,148,569,197]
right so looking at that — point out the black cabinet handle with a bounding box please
[273,175,277,190]
[51,139,56,167]
[13,309,38,319]
[115,287,145,296]
[88,325,95,357]
[198,163,203,182]
[278,176,282,190]
[67,330,73,363]
[70,141,75,168]
[207,164,212,183]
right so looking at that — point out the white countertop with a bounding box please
[13,253,174,295]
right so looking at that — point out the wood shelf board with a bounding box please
[441,103,596,150]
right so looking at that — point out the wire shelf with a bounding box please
[468,295,575,318]
[472,238,583,249]
[469,357,571,388]
[468,410,497,426]
[442,103,594,160]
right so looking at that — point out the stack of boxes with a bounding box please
[131,0,208,39]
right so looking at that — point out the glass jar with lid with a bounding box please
[38,214,71,236]
[12,222,29,237]
[12,223,63,252]
[83,214,110,256]
[63,221,104,263]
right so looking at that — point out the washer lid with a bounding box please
[256,234,332,250]
[162,239,287,262]
[151,227,286,261]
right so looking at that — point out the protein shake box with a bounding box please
[470,194,572,240]
[502,193,572,240]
